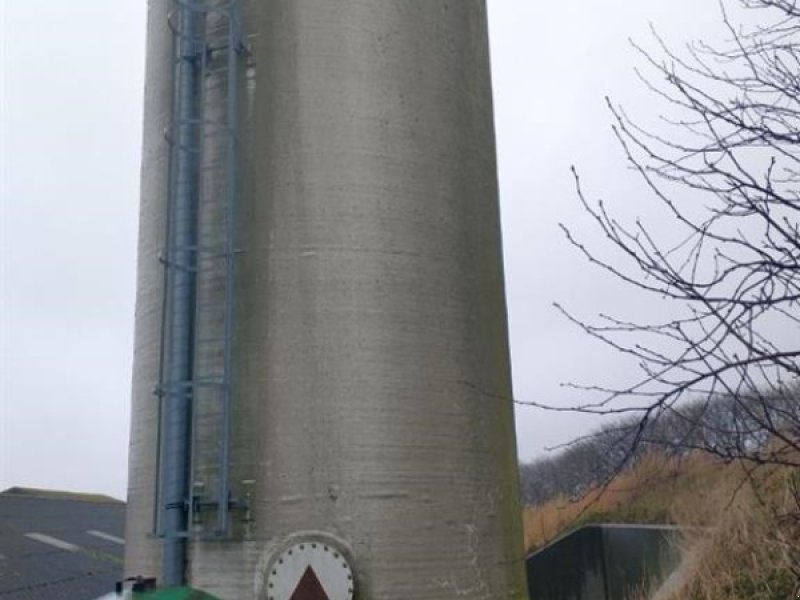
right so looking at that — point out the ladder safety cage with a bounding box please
[155,0,246,544]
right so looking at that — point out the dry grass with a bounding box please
[522,450,800,599]
[663,462,800,600]
[522,452,720,553]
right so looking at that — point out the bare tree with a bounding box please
[518,388,798,507]
[537,0,800,469]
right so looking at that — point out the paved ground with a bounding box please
[0,487,125,600]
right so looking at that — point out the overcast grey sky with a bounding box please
[1,1,730,499]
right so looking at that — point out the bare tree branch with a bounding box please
[533,0,800,475]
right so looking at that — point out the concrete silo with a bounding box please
[125,1,527,598]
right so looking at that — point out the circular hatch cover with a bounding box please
[265,540,354,600]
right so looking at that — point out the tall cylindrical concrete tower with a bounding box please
[125,1,527,598]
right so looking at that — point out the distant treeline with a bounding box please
[519,387,799,507]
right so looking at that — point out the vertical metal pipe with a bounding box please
[161,0,202,586]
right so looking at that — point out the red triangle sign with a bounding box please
[290,566,330,600]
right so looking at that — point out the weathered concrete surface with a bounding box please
[124,0,171,582]
[126,2,526,598]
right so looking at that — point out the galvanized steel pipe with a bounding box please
[160,0,202,586]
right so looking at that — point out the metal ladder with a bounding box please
[156,0,245,547]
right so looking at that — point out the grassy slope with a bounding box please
[522,453,799,600]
